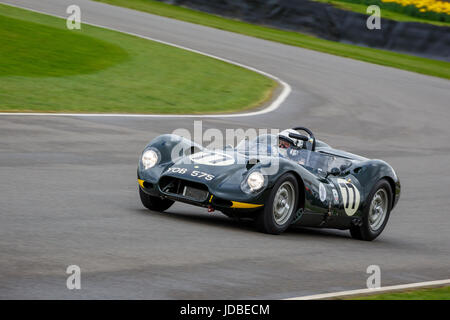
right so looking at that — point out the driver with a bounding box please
[278,129,307,164]
[278,129,303,149]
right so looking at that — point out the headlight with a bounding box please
[142,149,158,169]
[247,171,264,191]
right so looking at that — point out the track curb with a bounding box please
[285,279,450,300]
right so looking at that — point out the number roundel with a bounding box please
[189,151,234,166]
[337,178,361,216]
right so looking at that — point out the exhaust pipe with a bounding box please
[352,218,363,227]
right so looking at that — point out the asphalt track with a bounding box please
[1,0,449,299]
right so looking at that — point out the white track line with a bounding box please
[285,279,450,300]
[0,2,291,118]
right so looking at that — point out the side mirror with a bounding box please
[326,167,340,178]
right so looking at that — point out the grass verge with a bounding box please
[314,0,450,26]
[350,286,450,300]
[0,3,276,114]
[96,0,450,79]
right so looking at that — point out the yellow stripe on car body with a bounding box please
[230,201,263,209]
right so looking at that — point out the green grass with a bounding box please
[95,0,450,80]
[0,15,128,77]
[313,0,450,26]
[321,0,450,24]
[350,286,450,300]
[0,4,276,114]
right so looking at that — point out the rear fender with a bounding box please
[352,159,400,211]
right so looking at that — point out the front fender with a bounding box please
[138,134,203,182]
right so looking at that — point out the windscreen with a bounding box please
[288,149,353,173]
[236,134,352,173]
[236,134,279,157]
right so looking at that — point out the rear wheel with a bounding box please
[350,179,392,241]
[256,173,298,234]
[139,187,174,212]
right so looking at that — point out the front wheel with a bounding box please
[139,187,174,212]
[350,179,392,241]
[256,173,298,234]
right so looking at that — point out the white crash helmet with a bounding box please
[278,129,304,148]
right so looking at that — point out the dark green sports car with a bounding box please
[137,127,400,241]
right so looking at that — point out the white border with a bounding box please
[0,1,291,118]
[285,279,450,300]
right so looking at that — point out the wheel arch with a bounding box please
[285,170,306,211]
[381,176,397,210]
[354,159,400,212]
[143,134,203,164]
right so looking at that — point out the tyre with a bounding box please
[139,187,174,212]
[256,173,298,234]
[350,179,392,241]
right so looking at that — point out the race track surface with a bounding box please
[1,0,449,299]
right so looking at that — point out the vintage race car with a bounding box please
[137,127,400,241]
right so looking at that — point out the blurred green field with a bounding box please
[96,0,450,79]
[350,286,450,300]
[0,4,275,114]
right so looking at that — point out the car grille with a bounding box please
[159,177,209,202]
[182,185,208,202]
